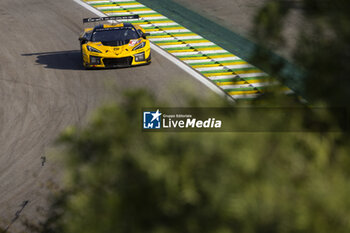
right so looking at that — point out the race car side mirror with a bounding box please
[142,33,150,39]
[79,33,91,44]
[79,38,88,44]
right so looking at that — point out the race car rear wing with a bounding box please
[83,15,140,23]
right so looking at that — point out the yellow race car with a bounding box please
[79,15,151,69]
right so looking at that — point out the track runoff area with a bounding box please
[81,0,293,100]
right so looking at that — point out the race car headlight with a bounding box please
[90,56,101,65]
[87,45,102,53]
[134,52,145,62]
[132,42,146,51]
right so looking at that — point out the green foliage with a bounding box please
[29,90,350,233]
[254,0,289,47]
[253,0,350,109]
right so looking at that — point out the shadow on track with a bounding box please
[22,50,84,70]
[22,50,150,71]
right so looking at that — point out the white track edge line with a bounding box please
[74,0,106,17]
[73,0,233,101]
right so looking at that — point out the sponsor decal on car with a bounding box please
[129,39,142,47]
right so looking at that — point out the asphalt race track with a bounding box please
[0,0,215,230]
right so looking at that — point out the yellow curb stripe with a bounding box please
[145,27,187,32]
[179,54,234,60]
[216,79,270,86]
[192,61,248,68]
[103,9,155,13]
[148,33,198,38]
[203,69,263,77]
[168,47,222,53]
[134,20,174,24]
[228,90,260,95]
[153,40,210,46]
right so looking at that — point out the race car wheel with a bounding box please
[80,45,90,70]
[146,53,151,64]
[80,45,84,61]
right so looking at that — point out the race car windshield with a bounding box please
[91,28,139,42]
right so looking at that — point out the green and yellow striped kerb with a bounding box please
[84,0,294,100]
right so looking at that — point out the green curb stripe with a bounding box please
[209,76,269,82]
[125,19,173,23]
[84,0,290,100]
[212,77,270,85]
[212,77,267,83]
[226,87,259,92]
[105,13,165,17]
[90,2,140,6]
[226,86,270,92]
[200,67,259,74]
[214,77,270,83]
[99,8,150,12]
[147,32,194,37]
[188,60,244,66]
[212,78,241,83]
[121,20,146,23]
[144,25,186,29]
[89,2,134,5]
[164,46,220,51]
[101,8,152,12]
[153,40,188,44]
[175,53,231,58]
[106,13,162,16]
[153,39,208,44]
[152,40,186,44]
[175,54,229,59]
[136,19,172,21]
